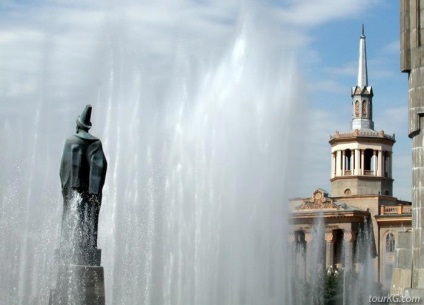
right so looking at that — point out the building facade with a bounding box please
[289,27,411,290]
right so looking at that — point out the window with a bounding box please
[362,100,367,117]
[345,149,352,171]
[384,151,389,177]
[364,149,374,172]
[355,101,359,117]
[386,233,395,252]
[333,230,344,265]
[294,231,306,253]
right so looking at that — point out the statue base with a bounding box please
[49,248,105,305]
[49,265,105,305]
[55,247,102,266]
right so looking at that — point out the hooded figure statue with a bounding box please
[59,105,107,262]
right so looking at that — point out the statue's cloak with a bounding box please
[60,130,107,196]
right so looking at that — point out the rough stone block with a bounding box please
[412,268,424,288]
[391,268,412,296]
[414,228,422,248]
[417,248,424,269]
[398,232,413,249]
[391,232,413,295]
[395,249,413,268]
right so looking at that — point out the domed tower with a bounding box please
[329,26,396,197]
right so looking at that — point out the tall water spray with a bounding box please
[98,19,302,305]
[0,2,305,305]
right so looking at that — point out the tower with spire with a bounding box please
[329,26,395,197]
[352,24,374,131]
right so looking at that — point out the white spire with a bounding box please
[351,24,374,131]
[357,24,368,87]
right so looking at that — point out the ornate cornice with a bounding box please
[330,175,394,183]
[295,189,340,210]
[329,129,395,143]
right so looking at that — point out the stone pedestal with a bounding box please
[49,248,105,305]
[49,265,105,305]
[55,248,102,266]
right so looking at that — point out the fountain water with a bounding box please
[98,18,303,305]
[347,218,380,305]
[290,215,382,305]
[0,2,305,305]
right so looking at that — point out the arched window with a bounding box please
[362,100,367,118]
[294,231,306,253]
[386,233,395,252]
[355,101,360,117]
[364,149,374,174]
[344,149,352,173]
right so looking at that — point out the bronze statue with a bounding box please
[59,105,107,254]
[49,105,107,305]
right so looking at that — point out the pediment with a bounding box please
[295,188,340,210]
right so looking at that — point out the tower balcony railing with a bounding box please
[364,170,374,176]
[336,170,391,177]
[340,169,382,177]
[330,130,395,140]
[380,205,412,215]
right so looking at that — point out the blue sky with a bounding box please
[0,0,411,200]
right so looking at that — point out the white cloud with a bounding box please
[374,106,408,141]
[383,40,400,54]
[326,60,357,76]
[325,60,395,80]
[275,0,381,26]
[288,107,348,197]
[308,80,345,93]
[368,57,397,79]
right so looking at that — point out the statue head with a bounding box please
[76,104,92,133]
